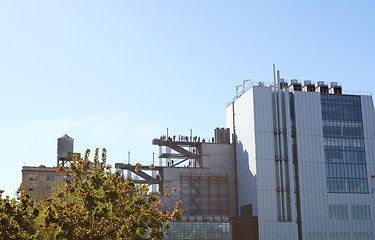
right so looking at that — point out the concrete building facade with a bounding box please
[116,134,250,240]
[162,143,237,217]
[20,70,375,240]
[22,134,82,202]
[226,73,375,239]
[22,165,66,202]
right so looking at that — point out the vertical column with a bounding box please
[273,69,292,222]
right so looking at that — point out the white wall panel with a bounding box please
[225,103,234,143]
[233,88,257,212]
[294,92,330,240]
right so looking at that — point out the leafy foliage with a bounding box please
[0,148,184,240]
[0,186,38,239]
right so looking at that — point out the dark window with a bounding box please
[46,174,55,182]
[321,94,368,194]
[29,174,38,181]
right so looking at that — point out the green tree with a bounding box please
[0,186,39,239]
[0,148,184,240]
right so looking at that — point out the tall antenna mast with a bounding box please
[273,64,277,87]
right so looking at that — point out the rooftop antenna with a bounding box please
[235,85,242,98]
[276,69,281,89]
[273,64,277,87]
[236,79,252,98]
[243,79,252,88]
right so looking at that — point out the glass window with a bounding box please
[364,180,368,193]
[352,205,371,220]
[322,94,369,194]
[29,185,37,192]
[328,204,348,220]
[45,186,53,192]
[29,174,38,181]
[166,221,231,240]
[329,164,334,177]
[343,164,349,178]
[46,174,55,182]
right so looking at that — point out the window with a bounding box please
[353,232,373,238]
[45,186,53,192]
[328,204,348,220]
[29,185,37,192]
[29,174,38,181]
[166,222,231,240]
[330,232,350,238]
[46,174,55,182]
[306,232,326,238]
[321,94,369,194]
[352,205,371,220]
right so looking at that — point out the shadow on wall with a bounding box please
[236,139,257,217]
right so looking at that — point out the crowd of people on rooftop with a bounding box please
[160,135,215,143]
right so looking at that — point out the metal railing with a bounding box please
[342,90,372,96]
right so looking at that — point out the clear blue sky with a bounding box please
[0,1,374,197]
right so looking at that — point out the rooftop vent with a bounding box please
[329,82,342,94]
[303,80,312,86]
[330,82,338,87]
[302,80,315,92]
[290,79,299,85]
[289,79,302,92]
[279,78,288,89]
[316,81,328,93]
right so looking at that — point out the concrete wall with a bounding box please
[229,88,257,215]
[229,86,297,240]
[362,96,375,237]
[359,96,375,235]
[22,166,65,202]
[22,163,95,202]
[293,92,375,239]
[162,143,237,216]
[293,91,330,238]
[362,96,375,179]
[226,103,234,144]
